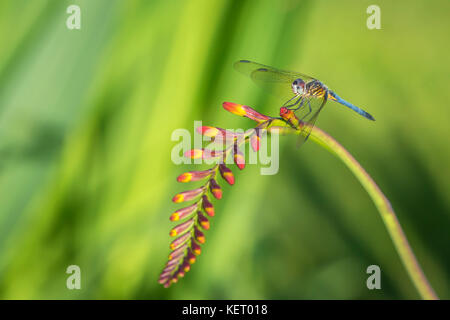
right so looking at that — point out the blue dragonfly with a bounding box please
[234,60,375,144]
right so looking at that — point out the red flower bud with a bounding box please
[170,203,198,221]
[159,275,171,284]
[191,241,201,256]
[161,263,177,275]
[187,248,197,264]
[176,169,214,183]
[184,148,226,160]
[233,143,245,170]
[176,268,185,278]
[250,129,260,152]
[219,164,235,185]
[169,231,191,250]
[166,255,183,267]
[198,212,210,230]
[184,149,203,159]
[202,195,215,217]
[223,102,271,122]
[169,218,195,237]
[194,226,205,244]
[169,244,188,262]
[182,259,191,272]
[172,187,205,203]
[209,179,222,199]
[197,126,220,137]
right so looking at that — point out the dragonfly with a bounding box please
[234,60,375,145]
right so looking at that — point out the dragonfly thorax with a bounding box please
[291,78,306,95]
[305,80,328,98]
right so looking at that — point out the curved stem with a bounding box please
[308,126,438,300]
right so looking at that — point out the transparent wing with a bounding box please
[295,92,328,148]
[234,60,316,105]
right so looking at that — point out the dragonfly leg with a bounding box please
[282,95,300,108]
[292,99,313,121]
[291,97,306,111]
[299,100,313,120]
[285,95,303,109]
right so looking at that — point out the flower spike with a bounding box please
[160,101,274,288]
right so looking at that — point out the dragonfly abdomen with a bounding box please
[328,91,375,121]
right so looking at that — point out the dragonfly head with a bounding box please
[291,78,306,95]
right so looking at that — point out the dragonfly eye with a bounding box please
[292,78,305,94]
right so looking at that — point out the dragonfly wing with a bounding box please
[234,60,316,105]
[295,93,327,148]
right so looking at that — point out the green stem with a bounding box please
[308,126,438,300]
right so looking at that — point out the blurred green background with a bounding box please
[0,0,448,299]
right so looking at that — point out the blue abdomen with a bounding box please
[329,91,375,121]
